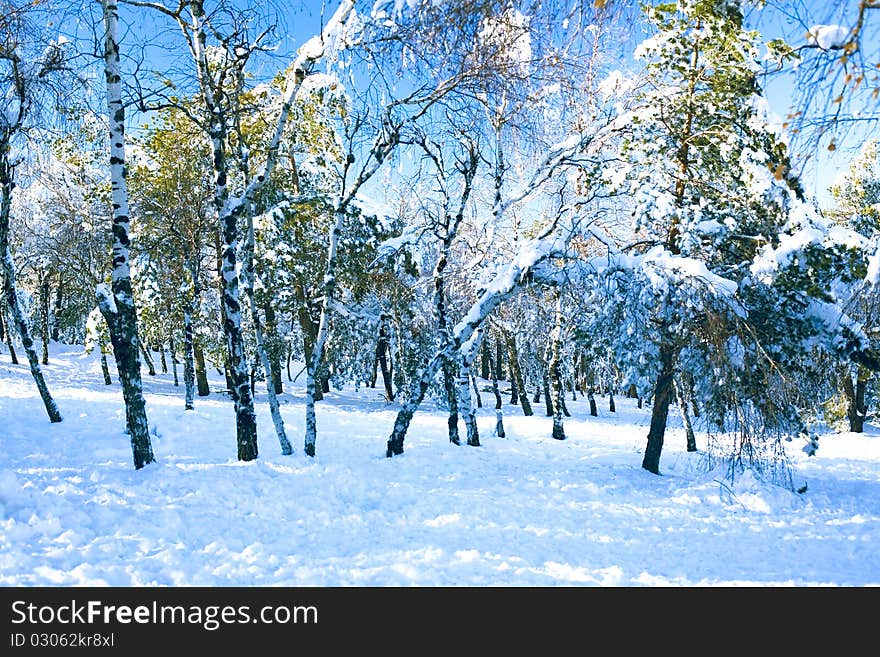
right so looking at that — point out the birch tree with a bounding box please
[124,0,356,460]
[96,0,154,468]
[0,0,66,423]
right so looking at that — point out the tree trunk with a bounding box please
[376,313,394,401]
[588,389,597,416]
[169,335,179,387]
[243,209,291,456]
[140,341,156,376]
[385,229,565,457]
[51,278,63,341]
[1,132,61,425]
[459,330,482,447]
[158,343,168,374]
[303,203,348,457]
[471,374,482,409]
[486,345,505,438]
[609,391,616,413]
[506,333,532,416]
[194,341,210,397]
[0,304,17,364]
[264,304,283,395]
[39,274,49,364]
[295,292,323,401]
[542,369,553,417]
[548,288,565,440]
[642,344,677,474]
[97,0,154,469]
[495,338,504,381]
[100,350,113,385]
[442,360,460,445]
[372,313,394,402]
[480,339,491,380]
[842,367,869,433]
[674,377,697,451]
[386,355,445,457]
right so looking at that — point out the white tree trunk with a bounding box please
[98,0,154,469]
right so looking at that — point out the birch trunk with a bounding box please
[673,377,697,451]
[97,0,154,468]
[183,300,192,411]
[459,329,482,447]
[386,237,563,456]
[304,207,346,457]
[243,210,292,456]
[185,0,258,461]
[548,288,565,440]
[0,98,61,422]
[1,243,62,423]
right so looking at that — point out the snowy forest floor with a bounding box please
[1,343,879,586]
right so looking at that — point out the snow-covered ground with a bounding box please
[1,342,879,586]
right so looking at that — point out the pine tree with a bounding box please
[603,0,806,474]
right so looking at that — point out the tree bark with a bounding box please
[140,341,156,376]
[542,369,553,417]
[442,361,460,445]
[642,344,677,474]
[842,367,868,433]
[506,333,532,416]
[158,343,168,374]
[0,304,18,364]
[264,304,283,394]
[495,338,504,381]
[100,351,113,386]
[385,230,565,457]
[548,288,565,440]
[471,374,482,409]
[169,335,179,387]
[243,207,291,456]
[304,203,348,456]
[194,341,210,396]
[51,278,63,341]
[459,330,482,447]
[0,104,61,424]
[376,313,394,401]
[186,0,257,462]
[39,274,49,364]
[295,287,323,401]
[97,0,154,469]
[480,339,490,380]
[386,356,445,456]
[486,345,505,438]
[674,377,697,451]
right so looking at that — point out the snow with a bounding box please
[806,24,850,51]
[2,342,880,586]
[94,284,117,316]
